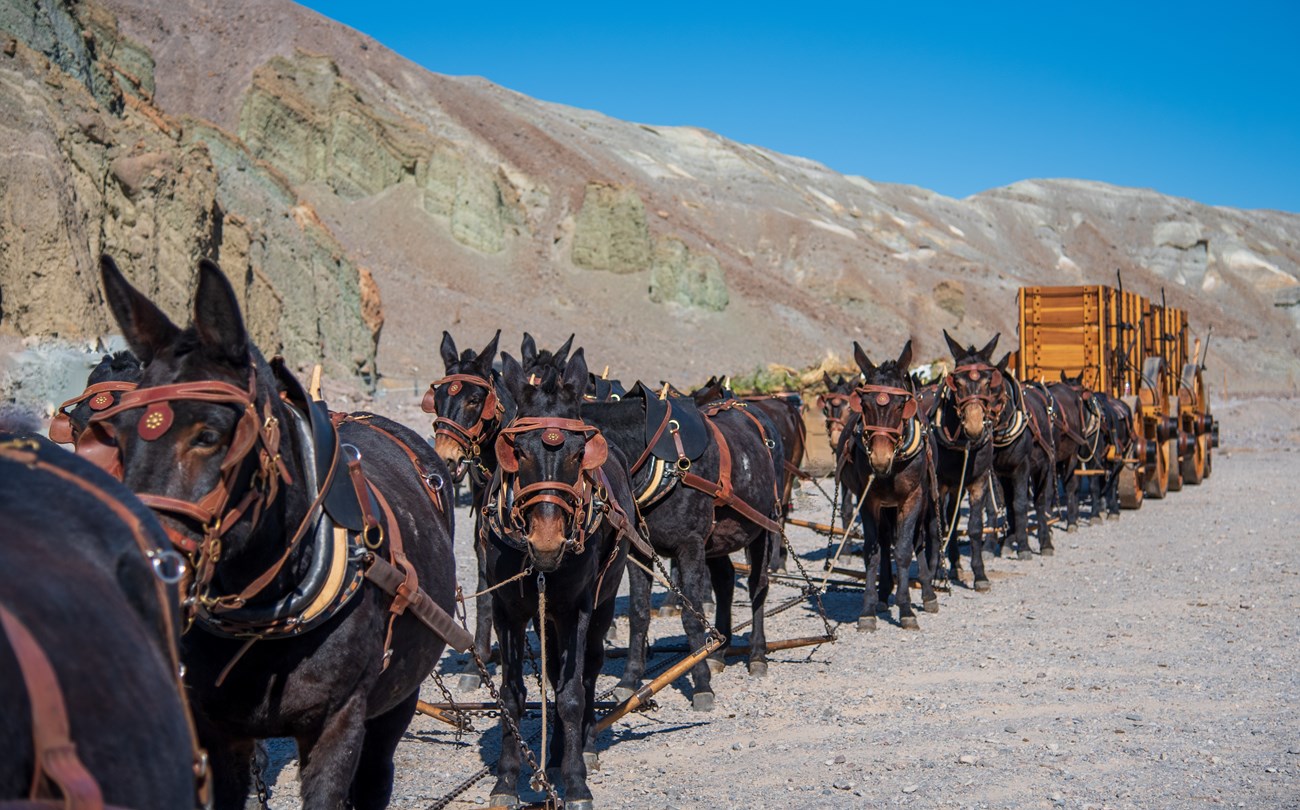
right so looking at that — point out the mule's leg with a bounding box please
[1063,460,1081,531]
[918,496,940,612]
[459,534,495,690]
[349,690,419,810]
[896,496,924,629]
[706,554,735,678]
[200,729,254,810]
[858,507,883,631]
[582,590,618,773]
[1008,470,1032,559]
[614,560,652,701]
[743,529,772,677]
[966,479,990,591]
[545,608,593,807]
[297,692,367,809]
[942,492,963,584]
[678,542,715,710]
[489,609,527,806]
[1034,464,1055,555]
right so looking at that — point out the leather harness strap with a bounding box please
[0,604,104,809]
[629,404,672,475]
[680,418,782,535]
[48,381,140,446]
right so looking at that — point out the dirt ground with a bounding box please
[257,407,1297,810]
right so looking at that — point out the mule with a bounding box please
[0,432,199,809]
[426,330,509,688]
[95,255,463,810]
[480,349,634,810]
[928,332,1000,591]
[986,355,1058,559]
[835,341,940,630]
[1046,372,1103,531]
[581,380,782,709]
[819,372,861,529]
[1088,391,1134,520]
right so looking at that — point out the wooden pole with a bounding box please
[607,634,833,661]
[596,634,723,732]
[785,517,863,539]
[308,364,323,401]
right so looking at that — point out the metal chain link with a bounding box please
[428,666,473,738]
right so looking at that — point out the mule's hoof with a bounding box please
[583,751,600,772]
[706,657,725,675]
[457,673,482,692]
[1017,550,1033,561]
[1096,511,1109,522]
[974,579,991,592]
[857,616,877,632]
[566,801,594,810]
[1066,523,1078,533]
[692,691,715,712]
[1109,511,1121,520]
[1040,546,1055,557]
[612,685,636,703]
[923,599,940,614]
[656,605,681,618]
[488,793,517,809]
[900,615,920,630]
[748,659,768,678]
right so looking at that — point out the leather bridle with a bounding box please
[84,369,291,614]
[422,373,501,460]
[849,384,920,473]
[491,417,608,556]
[817,390,853,447]
[48,380,139,446]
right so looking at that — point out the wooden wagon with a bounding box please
[1012,284,1216,509]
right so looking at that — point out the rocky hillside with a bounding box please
[4,0,1298,407]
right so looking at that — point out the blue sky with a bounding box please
[298,1,1300,213]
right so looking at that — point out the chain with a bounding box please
[647,550,724,644]
[251,745,270,809]
[777,528,836,639]
[429,667,473,739]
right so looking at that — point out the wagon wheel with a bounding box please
[1178,363,1208,484]
[1139,359,1169,500]
[1165,437,1183,492]
[1181,431,1206,485]
[1145,438,1169,499]
[1117,464,1143,509]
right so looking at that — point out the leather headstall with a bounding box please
[816,390,853,434]
[48,381,140,447]
[422,372,501,458]
[490,417,608,555]
[84,369,289,596]
[944,362,1005,410]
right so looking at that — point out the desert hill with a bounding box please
[3,0,1297,407]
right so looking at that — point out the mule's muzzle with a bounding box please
[961,403,987,439]
[525,512,570,572]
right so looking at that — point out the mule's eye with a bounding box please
[193,429,222,448]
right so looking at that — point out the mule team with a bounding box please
[0,257,1132,809]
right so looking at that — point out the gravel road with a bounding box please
[263,425,1298,809]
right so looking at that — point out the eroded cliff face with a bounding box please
[0,0,379,393]
[7,0,1300,401]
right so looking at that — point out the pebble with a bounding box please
[731,743,743,751]
[959,754,977,765]
[902,784,919,794]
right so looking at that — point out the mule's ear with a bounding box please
[943,330,965,361]
[1060,369,1069,383]
[852,341,874,374]
[897,339,913,371]
[193,259,248,366]
[995,352,1011,373]
[979,333,1000,360]
[554,333,575,367]
[100,255,180,365]
[500,352,525,403]
[477,329,501,371]
[439,331,459,370]
[520,332,537,367]
[563,347,589,396]
[822,371,834,389]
